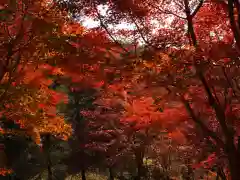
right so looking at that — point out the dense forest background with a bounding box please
[0,0,240,179]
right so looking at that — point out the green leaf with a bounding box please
[158,107,163,112]
[0,9,13,21]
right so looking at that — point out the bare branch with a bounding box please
[184,0,197,46]
[197,69,231,139]
[148,2,186,19]
[181,96,225,148]
[130,16,152,47]
[227,0,240,48]
[93,3,129,53]
[164,9,186,19]
[191,0,204,18]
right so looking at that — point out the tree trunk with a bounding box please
[227,0,240,48]
[108,167,114,180]
[47,161,53,180]
[81,168,86,180]
[136,162,143,180]
[43,134,53,180]
[216,166,226,180]
[187,165,194,180]
[134,148,145,180]
[227,152,240,180]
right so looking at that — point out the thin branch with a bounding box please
[184,0,197,46]
[163,9,186,19]
[211,86,221,105]
[222,66,237,97]
[234,0,240,29]
[181,96,225,148]
[227,0,240,48]
[190,0,204,18]
[93,3,129,53]
[197,69,231,139]
[183,0,235,151]
[148,2,186,19]
[130,16,152,47]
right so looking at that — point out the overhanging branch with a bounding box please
[181,96,225,148]
[191,0,204,18]
[93,2,129,53]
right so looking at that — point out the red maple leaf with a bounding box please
[38,104,46,109]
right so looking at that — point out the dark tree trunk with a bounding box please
[43,134,53,180]
[80,150,86,180]
[216,166,226,180]
[187,165,194,180]
[108,167,114,180]
[216,172,219,180]
[227,152,240,180]
[136,162,143,180]
[81,168,86,180]
[47,161,53,180]
[227,0,240,48]
[181,158,194,180]
[134,147,145,180]
[223,139,240,180]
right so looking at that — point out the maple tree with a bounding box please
[0,0,71,134]
[0,0,75,178]
[1,0,240,179]
[55,0,240,179]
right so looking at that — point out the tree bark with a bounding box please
[47,160,53,180]
[108,167,114,180]
[81,168,86,180]
[183,1,240,180]
[184,0,197,46]
[216,166,226,180]
[134,148,145,180]
[43,134,53,180]
[234,0,240,28]
[227,0,240,48]
[227,151,240,180]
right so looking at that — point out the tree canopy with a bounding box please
[0,0,240,179]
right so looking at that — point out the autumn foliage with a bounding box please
[1,0,240,179]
